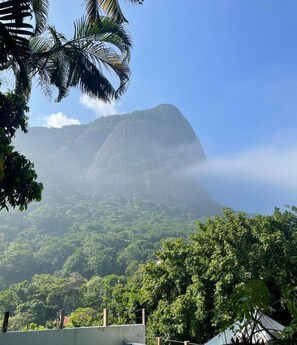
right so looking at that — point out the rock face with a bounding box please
[14,104,221,215]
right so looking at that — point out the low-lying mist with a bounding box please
[185,144,297,214]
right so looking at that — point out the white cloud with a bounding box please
[42,112,81,128]
[191,146,297,190]
[80,94,119,117]
[183,144,297,214]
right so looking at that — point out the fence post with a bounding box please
[2,311,9,333]
[58,309,65,329]
[184,341,190,345]
[142,308,146,325]
[156,337,163,345]
[103,308,108,327]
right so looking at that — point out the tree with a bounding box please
[0,91,42,210]
[229,280,275,344]
[69,307,101,327]
[0,0,140,209]
[138,209,297,343]
[0,0,135,99]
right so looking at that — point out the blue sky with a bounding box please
[26,0,297,214]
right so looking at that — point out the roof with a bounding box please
[205,313,285,345]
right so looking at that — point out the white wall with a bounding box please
[0,324,146,345]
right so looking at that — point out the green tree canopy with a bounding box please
[139,209,297,343]
[0,92,42,210]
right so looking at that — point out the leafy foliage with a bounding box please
[229,281,276,345]
[276,285,297,344]
[30,16,131,102]
[0,0,34,91]
[138,209,297,343]
[0,92,42,210]
[0,0,133,100]
[0,195,197,330]
[0,195,196,285]
[69,307,102,327]
[231,280,271,321]
[0,206,296,341]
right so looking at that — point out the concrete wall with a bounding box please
[0,324,146,345]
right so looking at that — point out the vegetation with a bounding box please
[136,208,297,343]
[0,92,42,210]
[0,195,195,330]
[0,3,295,344]
[0,205,296,344]
[0,0,136,100]
[0,194,196,285]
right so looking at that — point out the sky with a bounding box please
[21,0,297,214]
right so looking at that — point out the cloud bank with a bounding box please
[195,147,297,190]
[80,94,119,117]
[42,112,81,128]
[185,144,297,214]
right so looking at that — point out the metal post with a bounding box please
[58,309,65,329]
[103,308,108,327]
[2,311,9,333]
[142,308,146,325]
[156,337,163,345]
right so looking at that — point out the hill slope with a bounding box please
[14,104,221,215]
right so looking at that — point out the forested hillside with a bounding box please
[0,193,200,330]
[0,195,198,289]
[0,207,296,343]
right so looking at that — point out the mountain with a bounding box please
[14,104,221,216]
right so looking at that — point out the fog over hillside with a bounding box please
[14,104,221,216]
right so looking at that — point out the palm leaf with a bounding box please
[83,0,144,24]
[31,0,49,34]
[73,16,131,58]
[65,47,116,101]
[0,0,35,94]
[30,17,131,102]
[99,0,128,24]
[82,0,100,23]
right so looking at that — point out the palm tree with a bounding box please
[29,16,131,102]
[0,0,137,210]
[0,0,134,102]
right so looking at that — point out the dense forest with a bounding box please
[0,203,296,344]
[0,194,198,329]
[0,195,198,289]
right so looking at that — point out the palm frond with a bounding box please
[31,0,49,34]
[0,0,32,24]
[29,17,130,102]
[47,24,67,46]
[99,0,127,24]
[99,0,144,23]
[0,0,34,93]
[65,47,116,101]
[73,16,131,58]
[82,0,100,23]
[83,0,144,25]
[30,35,52,53]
